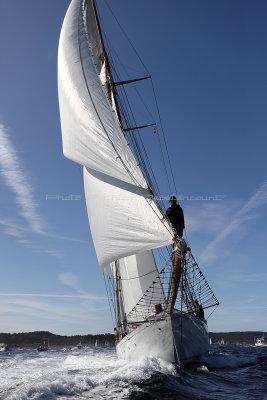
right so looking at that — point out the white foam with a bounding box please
[1,348,177,400]
[196,365,209,373]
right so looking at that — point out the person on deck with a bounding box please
[198,304,205,319]
[195,300,205,319]
[166,196,185,238]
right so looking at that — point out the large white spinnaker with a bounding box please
[58,0,146,187]
[111,251,165,323]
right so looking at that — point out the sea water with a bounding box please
[0,345,266,399]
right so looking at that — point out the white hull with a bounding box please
[116,311,209,364]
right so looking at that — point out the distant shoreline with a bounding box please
[0,330,266,347]
[0,331,115,348]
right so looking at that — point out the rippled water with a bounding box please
[0,345,266,399]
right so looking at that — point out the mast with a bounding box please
[114,260,127,339]
[166,239,187,314]
[91,0,106,56]
[88,0,175,319]
[115,260,122,340]
[90,0,123,126]
[166,251,183,314]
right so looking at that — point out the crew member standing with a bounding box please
[166,196,185,238]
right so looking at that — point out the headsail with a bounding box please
[111,251,165,323]
[84,167,172,269]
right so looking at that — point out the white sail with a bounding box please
[84,167,172,269]
[111,251,165,322]
[58,0,146,187]
[58,0,173,270]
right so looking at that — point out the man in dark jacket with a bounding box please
[166,196,185,238]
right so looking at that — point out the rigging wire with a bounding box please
[120,268,157,281]
[103,37,172,200]
[103,272,116,329]
[102,0,177,195]
[103,33,169,215]
[104,37,161,193]
[103,0,150,76]
[150,80,178,195]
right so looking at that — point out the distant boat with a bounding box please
[0,343,8,352]
[94,339,98,347]
[37,338,50,352]
[209,338,212,345]
[254,336,267,347]
[218,338,224,345]
[77,341,82,349]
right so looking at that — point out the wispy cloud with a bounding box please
[185,201,238,235]
[0,218,84,244]
[42,249,63,258]
[42,232,86,243]
[58,273,79,289]
[0,218,25,238]
[0,293,106,300]
[0,124,83,260]
[200,179,267,262]
[231,272,267,284]
[57,272,93,298]
[0,123,44,233]
[0,297,108,329]
[0,295,111,334]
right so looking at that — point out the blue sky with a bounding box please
[0,0,266,335]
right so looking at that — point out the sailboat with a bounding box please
[0,343,8,352]
[58,0,219,365]
[254,336,267,347]
[37,338,50,352]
